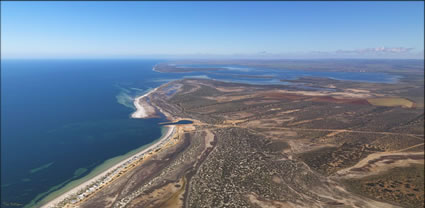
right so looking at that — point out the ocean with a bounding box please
[1,59,399,207]
[1,60,175,207]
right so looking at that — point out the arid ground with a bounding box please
[74,67,424,208]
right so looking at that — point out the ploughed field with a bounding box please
[79,78,423,208]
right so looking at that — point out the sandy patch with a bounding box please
[325,130,347,137]
[214,95,253,102]
[223,119,246,125]
[223,112,254,120]
[367,97,414,108]
[334,152,424,179]
[278,109,301,114]
[346,88,370,93]
[247,193,299,208]
[204,130,215,149]
[272,176,283,184]
[216,87,245,92]
[131,88,158,118]
[287,118,324,126]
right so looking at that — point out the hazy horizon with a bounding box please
[1,1,424,59]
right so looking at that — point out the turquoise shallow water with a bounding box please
[1,60,400,207]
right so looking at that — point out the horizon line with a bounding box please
[2,57,424,61]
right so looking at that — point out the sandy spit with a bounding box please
[131,88,158,118]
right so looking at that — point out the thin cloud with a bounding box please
[336,47,414,54]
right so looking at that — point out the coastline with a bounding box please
[131,88,158,118]
[151,64,162,73]
[39,89,175,208]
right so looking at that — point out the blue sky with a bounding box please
[1,1,424,59]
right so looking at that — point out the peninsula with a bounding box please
[41,61,424,208]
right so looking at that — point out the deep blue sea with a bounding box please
[1,60,399,207]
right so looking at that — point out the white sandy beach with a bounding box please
[131,88,158,118]
[41,89,174,208]
[152,65,162,73]
[41,125,176,208]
